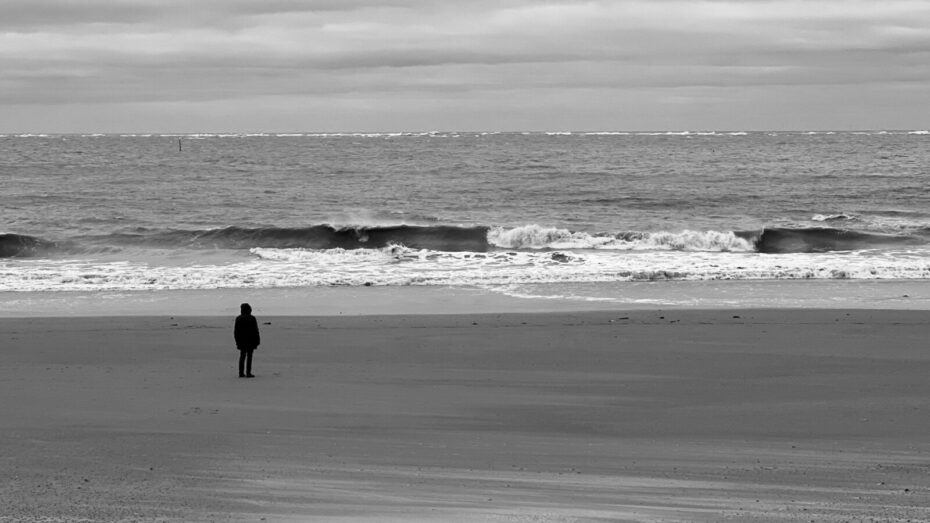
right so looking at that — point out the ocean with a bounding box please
[2,131,930,314]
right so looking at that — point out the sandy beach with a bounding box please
[2,309,929,522]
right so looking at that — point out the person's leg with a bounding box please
[238,350,246,377]
[245,350,254,377]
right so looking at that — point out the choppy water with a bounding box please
[2,131,930,299]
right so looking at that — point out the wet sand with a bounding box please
[2,309,929,521]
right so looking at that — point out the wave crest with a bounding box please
[754,227,923,254]
[0,233,56,258]
[6,223,929,259]
[812,213,857,222]
[488,225,754,252]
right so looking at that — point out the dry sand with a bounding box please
[2,309,929,522]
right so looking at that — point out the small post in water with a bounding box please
[178,138,182,152]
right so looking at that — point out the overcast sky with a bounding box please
[2,0,929,132]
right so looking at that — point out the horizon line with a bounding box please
[2,129,929,136]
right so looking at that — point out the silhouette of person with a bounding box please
[234,303,260,378]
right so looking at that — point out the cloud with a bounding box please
[2,0,930,130]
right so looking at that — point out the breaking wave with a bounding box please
[0,225,490,257]
[746,227,928,254]
[0,233,58,258]
[487,225,755,252]
[3,224,929,258]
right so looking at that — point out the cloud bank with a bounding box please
[2,0,929,131]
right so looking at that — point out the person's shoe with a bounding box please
[239,374,246,378]
[246,374,255,378]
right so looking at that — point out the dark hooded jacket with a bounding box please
[234,313,261,351]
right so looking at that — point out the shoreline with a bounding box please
[1,279,929,317]
[3,309,930,521]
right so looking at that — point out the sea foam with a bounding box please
[4,245,930,292]
[488,225,754,252]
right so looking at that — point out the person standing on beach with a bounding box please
[234,303,260,378]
